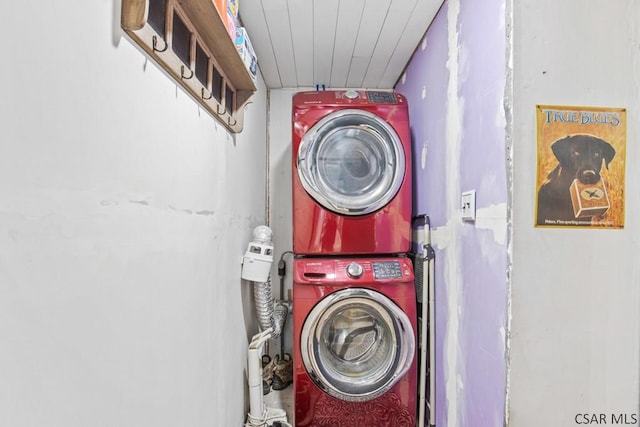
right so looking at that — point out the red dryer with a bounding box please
[292,256,418,427]
[292,90,412,256]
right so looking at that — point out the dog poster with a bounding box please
[535,105,626,228]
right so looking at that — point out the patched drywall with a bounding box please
[396,0,509,425]
[0,1,268,426]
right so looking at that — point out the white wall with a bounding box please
[0,1,267,426]
[267,89,298,264]
[510,1,640,425]
[266,88,309,355]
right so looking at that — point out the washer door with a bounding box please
[301,288,415,402]
[297,109,405,215]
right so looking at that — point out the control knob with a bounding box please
[344,90,359,99]
[346,262,364,279]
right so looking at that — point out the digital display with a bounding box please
[372,261,403,279]
[367,91,397,104]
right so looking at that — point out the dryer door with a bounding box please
[300,288,415,402]
[297,109,405,215]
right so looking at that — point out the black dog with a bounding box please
[536,134,615,224]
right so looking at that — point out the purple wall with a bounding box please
[396,0,508,426]
[457,0,508,425]
[396,7,449,227]
[396,5,450,425]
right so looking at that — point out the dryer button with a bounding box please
[346,262,364,279]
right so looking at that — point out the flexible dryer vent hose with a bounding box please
[254,276,288,338]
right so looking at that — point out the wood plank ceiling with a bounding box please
[239,0,444,89]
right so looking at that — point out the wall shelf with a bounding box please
[121,0,256,133]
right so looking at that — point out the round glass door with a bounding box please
[301,288,415,402]
[297,109,405,215]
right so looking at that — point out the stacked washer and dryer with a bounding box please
[291,90,417,426]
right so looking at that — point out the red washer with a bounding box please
[293,256,418,427]
[292,90,412,255]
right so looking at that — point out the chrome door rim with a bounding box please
[300,288,415,402]
[297,109,405,215]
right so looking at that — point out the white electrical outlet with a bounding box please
[461,190,476,221]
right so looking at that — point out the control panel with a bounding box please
[295,90,404,107]
[296,258,413,284]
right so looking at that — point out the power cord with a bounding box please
[277,250,293,359]
[277,250,293,280]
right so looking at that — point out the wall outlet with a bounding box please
[461,190,476,221]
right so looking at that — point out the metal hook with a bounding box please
[217,104,227,115]
[152,35,168,53]
[181,65,194,80]
[201,88,213,100]
[228,116,237,126]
